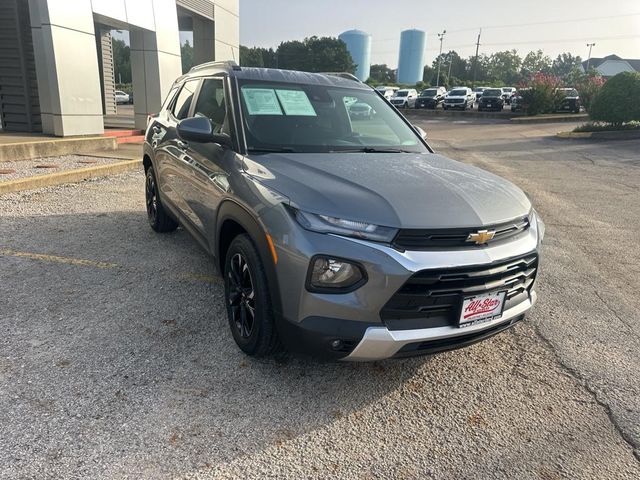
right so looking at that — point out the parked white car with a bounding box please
[375,86,399,100]
[443,87,475,110]
[115,90,130,104]
[389,89,418,108]
[501,87,516,104]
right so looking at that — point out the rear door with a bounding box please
[154,78,201,219]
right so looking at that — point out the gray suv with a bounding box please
[143,62,544,361]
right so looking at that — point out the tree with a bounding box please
[276,37,355,73]
[181,40,194,74]
[552,53,583,79]
[112,38,131,84]
[239,46,278,68]
[521,50,552,77]
[369,64,395,84]
[422,65,434,84]
[487,50,522,84]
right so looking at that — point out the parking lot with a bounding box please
[1,119,639,479]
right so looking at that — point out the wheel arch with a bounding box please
[216,200,283,317]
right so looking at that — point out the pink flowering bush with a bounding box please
[517,73,564,115]
[576,74,606,112]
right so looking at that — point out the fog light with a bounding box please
[307,256,366,293]
[330,339,343,350]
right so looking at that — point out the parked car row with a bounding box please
[395,85,583,114]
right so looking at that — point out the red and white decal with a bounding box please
[459,291,506,327]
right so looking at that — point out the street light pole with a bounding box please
[436,30,446,87]
[586,43,596,71]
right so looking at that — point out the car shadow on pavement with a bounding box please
[0,210,426,477]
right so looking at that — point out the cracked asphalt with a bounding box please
[1,119,639,479]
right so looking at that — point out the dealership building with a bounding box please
[0,0,239,136]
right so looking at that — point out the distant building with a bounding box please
[582,54,640,78]
[397,29,426,85]
[0,0,239,136]
[338,30,372,81]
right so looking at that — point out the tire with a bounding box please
[145,166,178,233]
[224,234,280,357]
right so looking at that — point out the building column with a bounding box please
[28,0,104,136]
[193,16,215,65]
[130,0,182,130]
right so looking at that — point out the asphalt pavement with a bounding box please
[1,119,638,479]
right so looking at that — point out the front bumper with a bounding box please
[260,205,542,361]
[346,291,535,360]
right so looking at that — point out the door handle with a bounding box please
[177,140,189,150]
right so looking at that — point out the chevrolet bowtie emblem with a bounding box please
[467,230,496,245]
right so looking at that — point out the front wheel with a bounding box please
[224,234,280,357]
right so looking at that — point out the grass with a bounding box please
[573,121,640,133]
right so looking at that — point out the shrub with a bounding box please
[575,75,605,112]
[589,72,640,125]
[574,121,640,132]
[518,73,564,115]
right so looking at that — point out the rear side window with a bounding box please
[172,80,199,120]
[161,86,180,111]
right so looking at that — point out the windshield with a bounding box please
[420,89,438,96]
[483,89,502,97]
[561,88,579,97]
[238,81,428,154]
[395,91,409,97]
[450,89,467,96]
[473,88,485,93]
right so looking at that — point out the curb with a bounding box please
[511,114,588,124]
[0,159,141,194]
[404,109,515,120]
[405,109,588,123]
[0,136,117,162]
[556,130,640,140]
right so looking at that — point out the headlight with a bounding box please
[307,256,366,292]
[533,209,545,242]
[293,209,398,243]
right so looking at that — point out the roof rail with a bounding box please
[321,72,362,83]
[189,60,241,73]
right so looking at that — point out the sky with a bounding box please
[239,0,640,67]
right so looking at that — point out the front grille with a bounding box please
[446,98,464,104]
[380,253,537,331]
[393,216,530,250]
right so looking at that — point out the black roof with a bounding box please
[582,54,640,72]
[180,61,369,90]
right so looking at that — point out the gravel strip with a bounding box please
[0,154,124,182]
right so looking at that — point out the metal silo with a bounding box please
[397,29,426,84]
[338,30,372,81]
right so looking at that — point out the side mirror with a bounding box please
[177,116,232,147]
[414,125,427,140]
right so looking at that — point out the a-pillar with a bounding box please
[28,0,104,136]
[130,12,182,130]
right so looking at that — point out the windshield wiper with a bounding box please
[247,147,297,153]
[330,147,413,153]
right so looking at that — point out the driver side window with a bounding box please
[193,79,228,135]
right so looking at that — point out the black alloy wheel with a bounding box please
[145,172,157,223]
[227,252,256,339]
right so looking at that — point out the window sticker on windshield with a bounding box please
[241,88,283,115]
[275,89,317,116]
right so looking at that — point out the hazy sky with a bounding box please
[239,0,640,67]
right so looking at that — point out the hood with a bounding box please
[243,152,531,229]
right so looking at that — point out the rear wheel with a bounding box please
[145,166,178,233]
[224,234,280,357]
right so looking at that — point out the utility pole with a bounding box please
[436,30,446,87]
[447,53,453,80]
[586,43,596,71]
[472,29,482,88]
